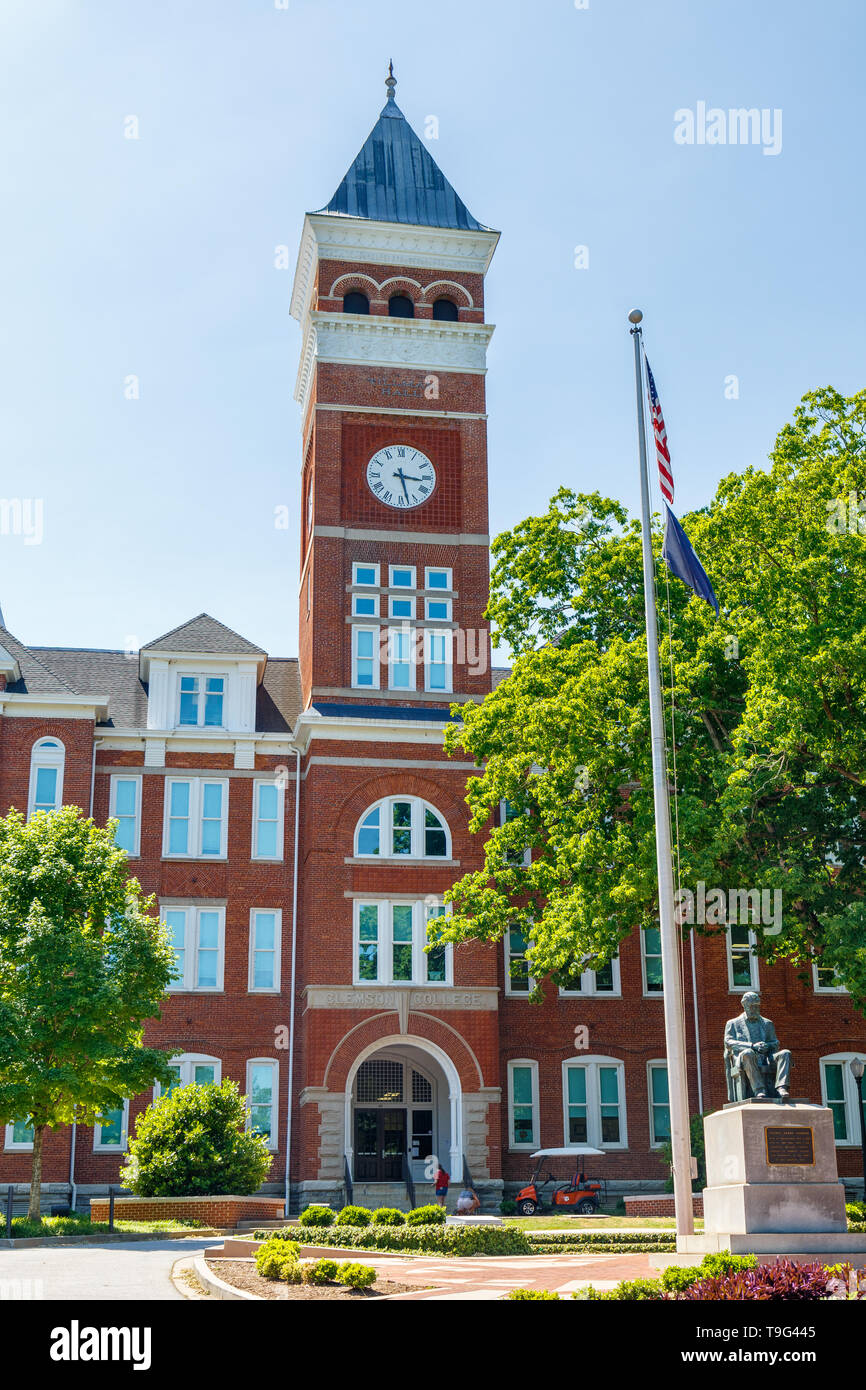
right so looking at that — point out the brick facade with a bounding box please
[1,82,864,1209]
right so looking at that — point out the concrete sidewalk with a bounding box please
[0,1236,224,1301]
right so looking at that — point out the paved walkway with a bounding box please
[363,1251,655,1300]
[0,1237,223,1301]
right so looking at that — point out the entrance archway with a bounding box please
[344,1035,463,1185]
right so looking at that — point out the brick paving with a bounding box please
[365,1251,655,1301]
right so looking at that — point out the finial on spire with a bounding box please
[385,60,396,102]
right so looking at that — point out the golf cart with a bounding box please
[515,1147,606,1216]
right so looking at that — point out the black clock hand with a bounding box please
[397,472,410,503]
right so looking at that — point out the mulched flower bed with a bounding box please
[206,1257,420,1301]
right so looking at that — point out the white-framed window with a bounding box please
[558,955,621,997]
[94,1099,130,1153]
[562,1057,628,1149]
[354,899,452,986]
[425,596,452,621]
[110,774,142,857]
[177,674,226,728]
[252,779,284,860]
[647,1061,671,1148]
[641,926,664,996]
[389,593,416,620]
[352,561,380,588]
[248,909,282,992]
[424,629,452,692]
[4,1119,34,1151]
[246,1059,279,1150]
[507,1060,539,1149]
[727,926,759,992]
[505,925,534,996]
[156,1054,221,1098]
[162,904,225,992]
[425,566,452,591]
[352,591,379,617]
[352,626,380,689]
[499,798,531,867]
[163,778,229,858]
[354,796,450,860]
[812,963,848,993]
[389,564,415,589]
[820,1054,866,1145]
[27,738,65,817]
[388,626,415,690]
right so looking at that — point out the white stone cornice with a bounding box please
[290,214,499,325]
[294,312,495,413]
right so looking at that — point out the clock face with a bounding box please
[366,445,436,509]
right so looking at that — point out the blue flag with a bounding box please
[662,504,719,615]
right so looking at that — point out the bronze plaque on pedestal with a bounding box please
[765,1125,815,1166]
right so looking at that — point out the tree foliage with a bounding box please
[431,388,866,1007]
[0,806,178,1216]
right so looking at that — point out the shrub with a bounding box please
[846,1201,866,1224]
[299,1205,336,1228]
[335,1205,372,1227]
[499,1199,517,1215]
[660,1265,705,1293]
[302,1257,339,1285]
[406,1204,446,1226]
[120,1080,272,1197]
[336,1261,377,1290]
[577,1254,760,1301]
[254,1226,299,1243]
[255,1237,301,1282]
[371,1207,405,1226]
[275,1222,531,1257]
[676,1259,837,1302]
[508,1288,561,1300]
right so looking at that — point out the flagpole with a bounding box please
[628,309,695,1242]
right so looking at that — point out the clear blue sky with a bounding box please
[1,0,863,655]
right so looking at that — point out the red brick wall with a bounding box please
[88,1196,284,1226]
[623,1195,704,1218]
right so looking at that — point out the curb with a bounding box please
[194,1255,261,1300]
[0,1229,225,1251]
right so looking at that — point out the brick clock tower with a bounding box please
[289,69,504,1206]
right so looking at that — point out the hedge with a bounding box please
[525,1230,676,1254]
[253,1223,531,1257]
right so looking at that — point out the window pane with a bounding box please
[392,568,413,587]
[34,766,57,810]
[354,596,376,615]
[254,952,274,989]
[254,913,275,950]
[594,960,614,992]
[391,599,413,618]
[424,808,447,857]
[98,1108,124,1146]
[392,904,413,980]
[258,783,278,819]
[427,570,448,589]
[824,1063,844,1102]
[599,1068,619,1105]
[511,1066,532,1107]
[392,802,412,854]
[179,676,199,725]
[508,927,530,991]
[115,815,136,854]
[194,1065,215,1085]
[513,1109,535,1145]
[11,1118,34,1144]
[426,945,446,982]
[196,912,219,988]
[357,808,380,856]
[115,779,137,816]
[355,566,377,586]
[256,821,277,857]
[601,1110,621,1143]
[644,927,661,955]
[358,904,379,980]
[201,784,223,855]
[650,1066,669,1104]
[165,911,186,983]
[204,678,224,726]
[426,600,450,620]
[567,1068,587,1105]
[568,1114,588,1144]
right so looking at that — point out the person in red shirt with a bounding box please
[434,1164,450,1207]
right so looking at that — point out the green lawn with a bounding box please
[7,1214,207,1240]
[502,1214,704,1231]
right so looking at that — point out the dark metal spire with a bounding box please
[386,60,396,103]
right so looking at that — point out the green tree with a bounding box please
[0,806,177,1219]
[431,388,866,1007]
[121,1080,272,1196]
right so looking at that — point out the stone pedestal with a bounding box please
[671,1101,866,1262]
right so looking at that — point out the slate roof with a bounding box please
[317,86,489,232]
[141,613,266,657]
[491,666,512,688]
[1,618,300,733]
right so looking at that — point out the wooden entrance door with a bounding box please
[353,1108,407,1181]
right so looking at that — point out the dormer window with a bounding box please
[178,675,225,728]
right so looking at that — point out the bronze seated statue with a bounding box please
[724,990,792,1102]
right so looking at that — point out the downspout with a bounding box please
[283,745,301,1214]
[70,735,103,1211]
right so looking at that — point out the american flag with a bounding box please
[645,357,674,505]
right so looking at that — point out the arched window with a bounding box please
[28,738,64,818]
[388,294,414,319]
[354,796,450,859]
[432,298,458,321]
[343,291,369,315]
